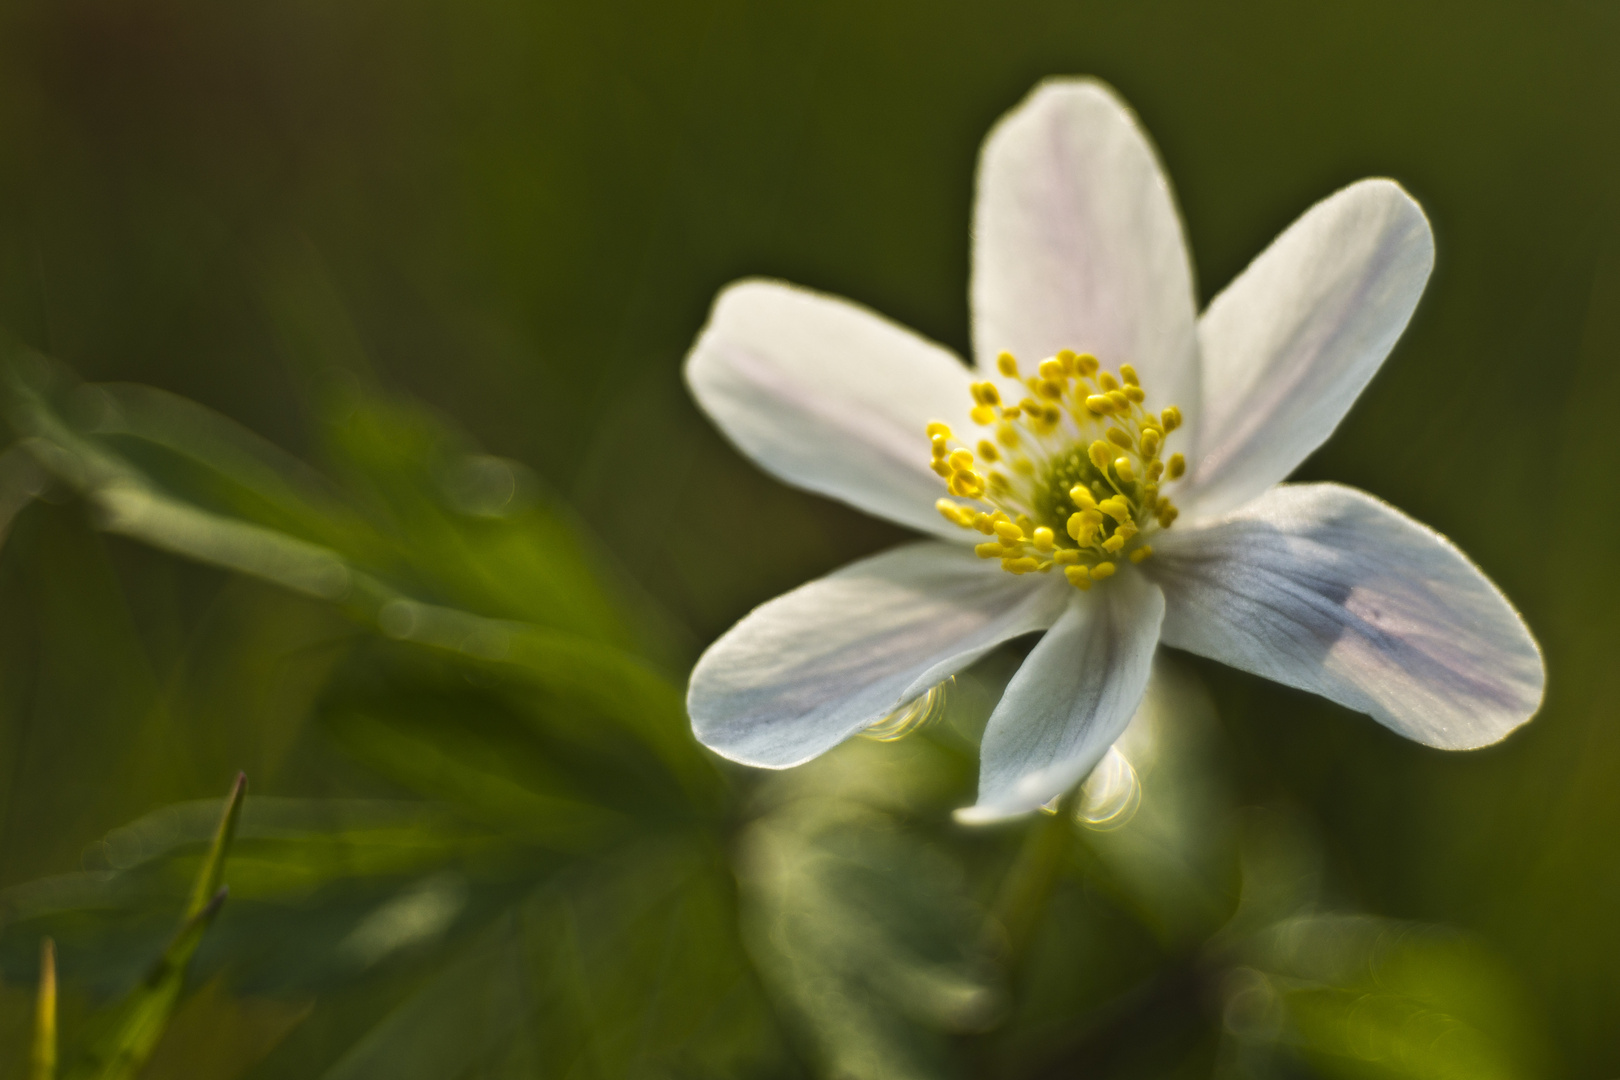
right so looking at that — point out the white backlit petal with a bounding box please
[1149,484,1543,748]
[972,78,1200,449]
[688,541,1070,769]
[960,571,1165,822]
[1180,180,1433,520]
[685,279,976,541]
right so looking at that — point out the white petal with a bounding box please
[1148,484,1543,748]
[960,571,1165,822]
[1180,180,1434,520]
[688,542,1070,769]
[685,279,976,541]
[972,78,1200,447]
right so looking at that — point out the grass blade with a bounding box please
[33,938,56,1080]
[66,775,246,1080]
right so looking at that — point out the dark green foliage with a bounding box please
[0,2,1610,1075]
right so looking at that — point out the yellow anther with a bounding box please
[1066,513,1096,545]
[937,348,1189,587]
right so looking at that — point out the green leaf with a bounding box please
[738,742,1000,1080]
[1224,914,1546,1080]
[322,838,785,1080]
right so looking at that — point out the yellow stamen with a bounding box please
[926,348,1189,591]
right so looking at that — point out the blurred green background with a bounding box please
[0,0,1615,1077]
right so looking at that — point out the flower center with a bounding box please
[929,350,1186,591]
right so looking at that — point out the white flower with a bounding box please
[682,78,1545,822]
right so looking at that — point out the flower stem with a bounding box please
[985,788,1081,979]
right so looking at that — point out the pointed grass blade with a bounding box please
[67,775,245,1080]
[33,938,56,1080]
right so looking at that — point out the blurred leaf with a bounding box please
[65,774,244,1080]
[739,741,1000,1080]
[322,838,785,1080]
[2,353,722,813]
[1222,915,1544,1080]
